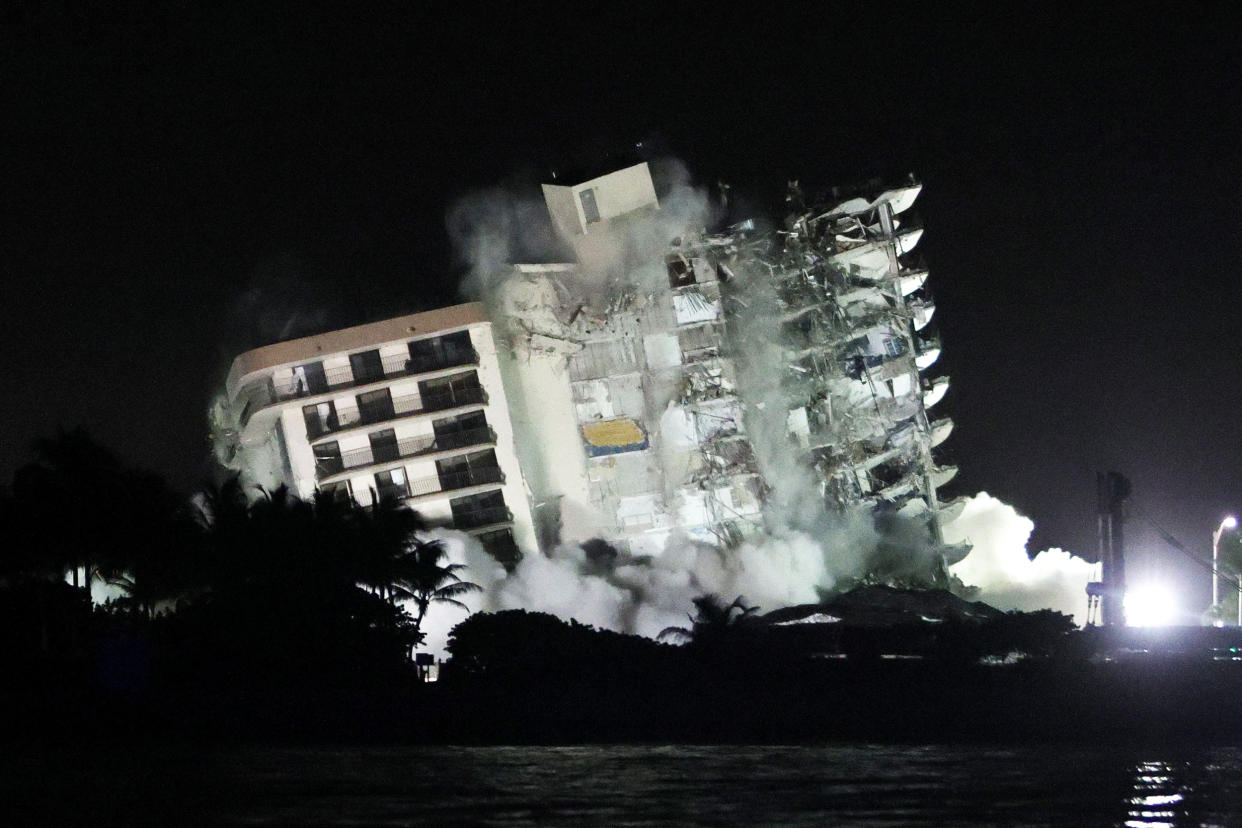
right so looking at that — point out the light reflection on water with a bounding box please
[7,744,1242,826]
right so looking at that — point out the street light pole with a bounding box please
[1213,515,1237,625]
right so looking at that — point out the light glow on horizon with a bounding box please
[1125,581,1179,628]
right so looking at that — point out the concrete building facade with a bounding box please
[222,303,536,563]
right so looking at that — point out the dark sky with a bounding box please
[5,4,1241,608]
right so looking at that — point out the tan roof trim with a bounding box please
[227,302,488,394]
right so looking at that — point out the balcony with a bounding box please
[310,386,487,440]
[453,505,513,529]
[239,347,480,425]
[317,427,496,480]
[403,465,505,501]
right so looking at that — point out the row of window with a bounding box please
[319,479,518,566]
[290,331,475,397]
[324,448,501,504]
[314,411,491,478]
[321,467,509,526]
[303,371,484,440]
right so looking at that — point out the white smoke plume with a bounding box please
[418,493,1095,656]
[419,528,834,654]
[945,492,1093,623]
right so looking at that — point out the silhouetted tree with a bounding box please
[181,480,431,680]
[349,494,426,604]
[394,535,480,649]
[658,594,759,646]
[25,426,125,594]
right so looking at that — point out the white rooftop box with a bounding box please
[542,162,659,237]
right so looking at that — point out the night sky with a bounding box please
[5,5,1241,609]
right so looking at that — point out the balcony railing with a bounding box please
[375,484,409,502]
[316,427,496,479]
[452,505,513,529]
[239,347,480,424]
[309,386,487,439]
[404,465,504,500]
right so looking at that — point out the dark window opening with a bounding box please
[432,411,490,450]
[374,467,408,501]
[579,188,600,224]
[419,371,484,410]
[314,441,343,477]
[407,331,475,374]
[320,480,352,504]
[436,449,501,491]
[294,361,329,395]
[357,388,395,424]
[451,490,509,529]
[433,410,487,437]
[349,350,385,385]
[667,257,696,288]
[303,401,338,439]
[369,428,399,464]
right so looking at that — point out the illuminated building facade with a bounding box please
[221,303,536,563]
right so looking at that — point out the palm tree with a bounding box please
[346,494,425,604]
[28,426,125,595]
[91,468,193,620]
[658,594,759,646]
[394,535,480,650]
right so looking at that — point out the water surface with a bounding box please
[6,743,1241,826]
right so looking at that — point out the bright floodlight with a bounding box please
[1225,516,1238,529]
[1125,582,1179,628]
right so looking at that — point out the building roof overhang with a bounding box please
[227,302,488,398]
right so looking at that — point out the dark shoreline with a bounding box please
[11,652,1242,747]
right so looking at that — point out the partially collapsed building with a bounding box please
[493,162,964,569]
[216,161,965,579]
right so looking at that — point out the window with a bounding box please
[667,257,696,288]
[477,528,520,566]
[436,449,500,491]
[419,371,483,409]
[294,361,328,395]
[303,401,338,438]
[356,388,395,424]
[432,411,489,450]
[369,428,399,463]
[320,480,352,504]
[349,350,385,385]
[450,490,508,528]
[579,187,600,224]
[313,441,343,477]
[375,467,408,501]
[407,331,475,373]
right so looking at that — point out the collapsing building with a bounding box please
[215,161,966,582]
[490,162,966,574]
[754,181,965,544]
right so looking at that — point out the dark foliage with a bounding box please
[0,431,459,739]
[7,431,1242,745]
[446,609,675,685]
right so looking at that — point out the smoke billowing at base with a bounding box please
[418,491,1093,656]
